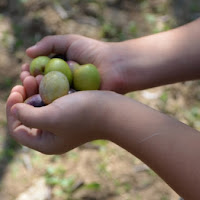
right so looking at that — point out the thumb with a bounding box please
[26,35,80,58]
[11,103,56,130]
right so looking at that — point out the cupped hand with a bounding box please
[26,35,128,93]
[8,65,110,154]
[6,82,111,154]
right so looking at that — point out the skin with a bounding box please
[6,18,200,199]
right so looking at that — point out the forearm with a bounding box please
[104,93,200,199]
[113,18,200,91]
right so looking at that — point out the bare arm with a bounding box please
[104,93,200,200]
[110,18,200,91]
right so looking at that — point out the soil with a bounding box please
[0,0,200,200]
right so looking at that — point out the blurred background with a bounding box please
[0,0,200,199]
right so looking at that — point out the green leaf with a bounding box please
[85,182,101,190]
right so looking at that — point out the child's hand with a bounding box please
[7,65,114,154]
[6,83,111,154]
[20,63,43,97]
[26,35,129,93]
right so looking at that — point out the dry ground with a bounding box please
[0,0,200,199]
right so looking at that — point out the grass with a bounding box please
[161,196,170,200]
[44,165,102,199]
[189,0,200,13]
[184,106,200,128]
[128,21,138,37]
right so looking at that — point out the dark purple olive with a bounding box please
[51,54,67,61]
[24,94,46,107]
[68,89,77,94]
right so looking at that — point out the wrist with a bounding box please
[81,91,116,141]
[87,91,126,141]
[108,40,158,93]
[98,93,139,143]
[117,38,167,92]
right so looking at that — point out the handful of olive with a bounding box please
[25,55,101,107]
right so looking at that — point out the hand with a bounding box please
[26,35,129,93]
[6,82,112,155]
[6,85,111,154]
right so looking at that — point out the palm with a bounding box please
[27,35,126,93]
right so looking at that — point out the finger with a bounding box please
[26,35,80,58]
[6,92,24,133]
[7,91,58,154]
[11,85,26,100]
[11,125,57,155]
[23,76,38,97]
[20,71,30,83]
[35,75,43,86]
[21,63,30,72]
[11,103,57,131]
